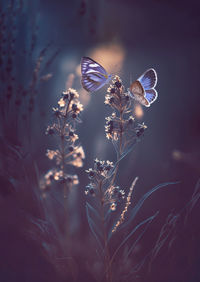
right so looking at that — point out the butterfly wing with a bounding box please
[81,57,109,92]
[145,89,158,104]
[129,68,158,107]
[137,68,157,90]
[129,81,150,107]
[81,57,107,76]
[81,74,106,92]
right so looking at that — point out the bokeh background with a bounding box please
[0,0,200,281]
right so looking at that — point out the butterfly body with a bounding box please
[81,57,112,92]
[129,68,158,107]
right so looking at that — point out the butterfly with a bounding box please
[128,68,158,107]
[81,57,112,92]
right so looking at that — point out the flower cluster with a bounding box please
[41,88,84,196]
[46,145,85,168]
[40,169,79,197]
[85,158,125,211]
[105,113,147,150]
[105,76,147,157]
[105,76,131,113]
[86,158,114,180]
[52,88,83,121]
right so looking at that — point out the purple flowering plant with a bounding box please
[84,76,176,282]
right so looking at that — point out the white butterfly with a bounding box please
[129,68,158,107]
[81,57,112,92]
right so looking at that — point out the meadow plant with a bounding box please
[84,75,165,282]
[41,88,84,198]
[39,88,85,268]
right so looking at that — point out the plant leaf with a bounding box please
[121,181,179,230]
[86,201,100,220]
[110,212,158,265]
[125,211,159,259]
[86,202,103,253]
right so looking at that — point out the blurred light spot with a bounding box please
[134,104,144,119]
[65,73,75,89]
[76,64,81,76]
[172,150,182,161]
[78,88,91,108]
[90,43,125,74]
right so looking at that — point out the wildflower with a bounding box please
[85,168,96,178]
[71,101,84,114]
[104,185,125,208]
[46,149,58,160]
[105,160,114,171]
[54,170,65,180]
[75,146,85,159]
[44,169,58,185]
[42,87,84,196]
[69,146,85,168]
[112,76,122,88]
[105,75,131,113]
[93,159,114,178]
[85,183,96,196]
[112,177,138,233]
[63,88,79,100]
[135,122,147,137]
[59,174,79,186]
[68,129,79,142]
[110,203,117,211]
[72,113,77,119]
[68,145,74,152]
[85,158,117,208]
[105,116,121,140]
[58,97,66,107]
[84,64,154,281]
[46,125,55,135]
[128,115,135,124]
[42,168,79,188]
[52,107,61,117]
[105,111,147,155]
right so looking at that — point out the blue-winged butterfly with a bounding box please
[129,68,158,107]
[81,57,112,92]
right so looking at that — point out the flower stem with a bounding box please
[109,105,124,187]
[60,98,72,198]
[59,99,72,251]
[98,180,112,282]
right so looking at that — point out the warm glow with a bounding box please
[172,150,182,161]
[134,104,144,119]
[78,88,91,107]
[76,64,81,77]
[65,73,75,89]
[89,43,125,74]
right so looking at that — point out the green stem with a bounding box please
[59,98,72,251]
[109,105,124,187]
[98,180,112,282]
[60,98,72,198]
